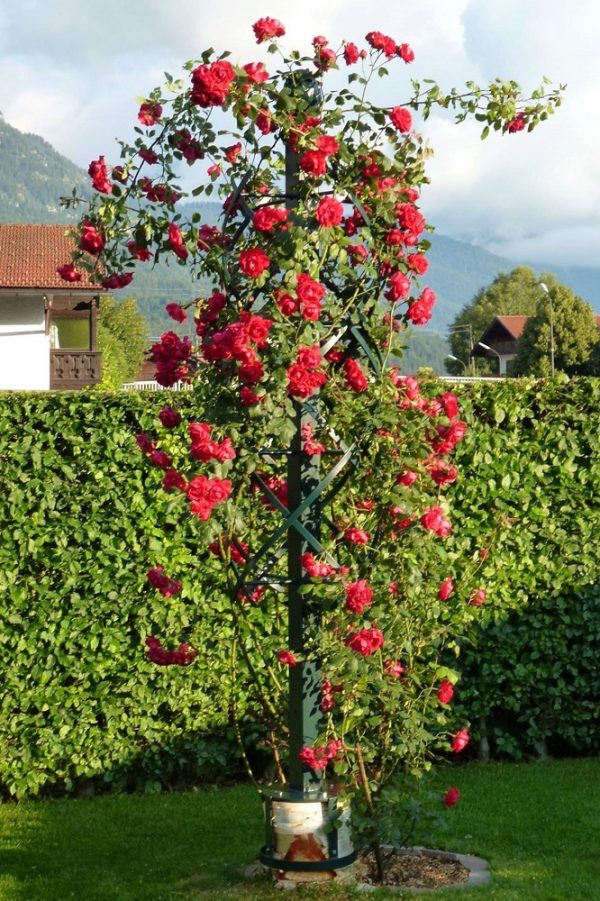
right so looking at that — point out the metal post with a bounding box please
[285,133,323,794]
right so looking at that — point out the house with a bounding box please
[470,315,528,375]
[0,224,103,390]
[472,313,600,375]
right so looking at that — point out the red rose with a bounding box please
[506,112,526,133]
[168,223,188,261]
[205,478,232,506]
[296,345,323,368]
[80,223,105,255]
[165,303,186,323]
[398,43,415,63]
[407,253,429,275]
[239,247,270,278]
[57,262,81,283]
[437,578,455,601]
[316,135,339,156]
[147,566,182,597]
[343,42,360,65]
[315,196,344,228]
[386,271,412,301]
[442,787,460,808]
[301,553,336,578]
[252,16,285,43]
[437,679,454,704]
[389,106,412,132]
[256,108,274,135]
[88,155,112,194]
[343,358,369,392]
[451,728,470,753]
[253,206,288,232]
[138,101,163,126]
[345,580,374,614]
[243,62,269,83]
[299,150,327,176]
[344,527,370,545]
[420,506,452,537]
[158,406,181,428]
[397,470,418,487]
[384,659,405,678]
[365,30,398,59]
[396,202,425,236]
[428,461,458,487]
[346,625,384,656]
[162,470,186,493]
[190,60,236,108]
[277,650,298,666]
[469,588,487,607]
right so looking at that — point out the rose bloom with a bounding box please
[315,196,344,228]
[168,222,188,260]
[443,787,460,808]
[437,679,455,704]
[384,659,405,678]
[277,650,298,666]
[345,580,374,614]
[343,41,360,64]
[88,155,112,194]
[316,135,340,156]
[344,527,370,545]
[252,16,285,43]
[138,101,162,126]
[165,303,186,323]
[253,206,288,232]
[438,577,455,601]
[158,406,181,428]
[469,588,487,607]
[451,728,470,753]
[397,470,418,487]
[343,358,369,392]
[389,106,412,132]
[407,252,429,275]
[299,150,327,176]
[79,223,105,255]
[239,247,270,278]
[346,625,384,657]
[420,506,452,537]
[243,61,269,84]
[506,112,526,133]
[190,59,236,108]
[162,469,186,493]
[57,262,82,283]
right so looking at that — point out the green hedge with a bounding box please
[449,376,600,758]
[0,378,598,798]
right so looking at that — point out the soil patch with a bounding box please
[356,847,470,889]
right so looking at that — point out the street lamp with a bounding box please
[539,282,555,376]
[446,354,467,373]
[477,341,502,375]
[448,324,474,375]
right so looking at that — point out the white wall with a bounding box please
[0,296,50,390]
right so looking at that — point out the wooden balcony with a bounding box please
[50,350,102,390]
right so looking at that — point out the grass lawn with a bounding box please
[0,758,598,900]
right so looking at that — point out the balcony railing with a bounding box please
[50,350,102,390]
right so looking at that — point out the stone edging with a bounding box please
[355,847,491,894]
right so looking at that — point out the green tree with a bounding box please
[98,296,149,387]
[513,284,599,376]
[448,266,558,374]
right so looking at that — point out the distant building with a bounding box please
[471,315,529,375]
[0,224,103,390]
[472,313,600,375]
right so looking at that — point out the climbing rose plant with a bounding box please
[61,17,561,869]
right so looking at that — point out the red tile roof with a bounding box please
[495,315,529,339]
[0,224,101,291]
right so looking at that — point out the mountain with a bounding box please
[1,117,598,343]
[0,115,88,222]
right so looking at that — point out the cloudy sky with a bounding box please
[0,0,598,266]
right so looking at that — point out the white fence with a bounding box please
[122,380,193,391]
